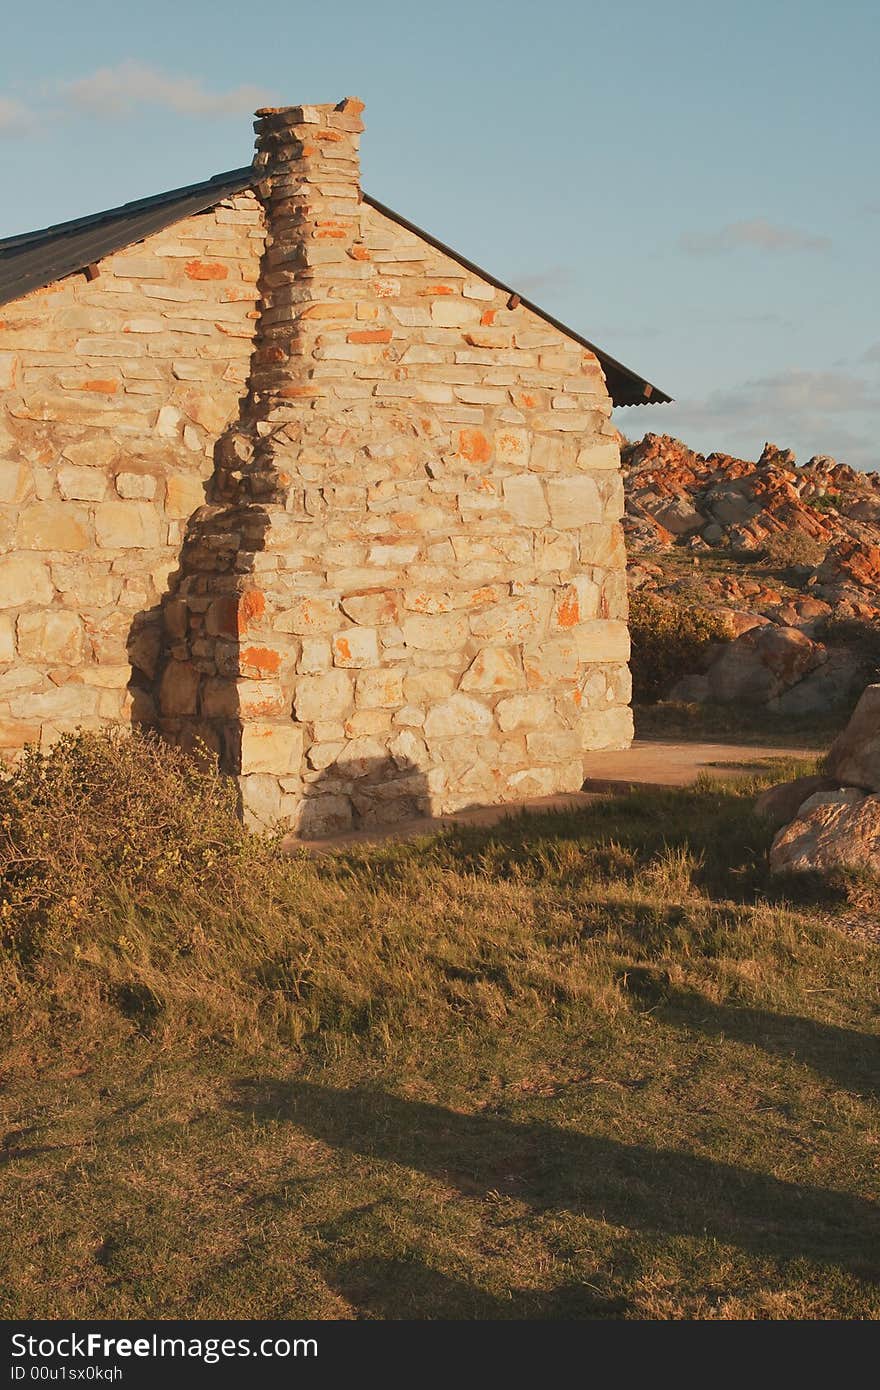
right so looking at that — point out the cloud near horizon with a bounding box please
[0,62,276,134]
[679,218,831,255]
[625,367,880,472]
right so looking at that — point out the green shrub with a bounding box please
[806,493,842,514]
[628,590,731,703]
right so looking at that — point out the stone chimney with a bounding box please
[250,98,366,405]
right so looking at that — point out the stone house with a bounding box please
[0,97,669,834]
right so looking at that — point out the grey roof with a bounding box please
[0,169,671,408]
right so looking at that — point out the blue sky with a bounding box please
[2,0,878,468]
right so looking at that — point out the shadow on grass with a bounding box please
[229,1081,880,1284]
[619,972,880,1100]
[324,1256,628,1320]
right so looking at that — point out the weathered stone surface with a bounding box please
[754,774,841,833]
[424,693,493,739]
[332,627,379,667]
[95,501,163,549]
[769,788,880,875]
[240,722,304,775]
[0,555,54,608]
[17,610,83,664]
[458,648,523,692]
[294,670,353,722]
[825,684,880,791]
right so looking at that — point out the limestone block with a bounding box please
[576,441,619,470]
[276,597,340,635]
[240,722,304,775]
[528,435,577,474]
[237,681,288,718]
[299,637,332,673]
[546,476,602,528]
[345,709,393,738]
[551,578,601,631]
[578,705,634,750]
[356,668,404,708]
[502,474,549,527]
[61,437,120,470]
[494,427,530,466]
[470,592,551,644]
[307,741,346,771]
[402,612,469,651]
[389,728,427,770]
[165,474,206,518]
[159,660,200,716]
[340,590,400,625]
[0,616,14,662]
[526,727,582,760]
[495,692,555,733]
[0,555,54,608]
[57,465,107,502]
[9,684,100,721]
[0,352,17,389]
[574,620,630,663]
[579,523,627,571]
[294,669,353,722]
[332,627,379,667]
[115,471,158,500]
[239,773,284,830]
[0,461,33,505]
[424,693,493,739]
[95,501,163,549]
[523,637,579,687]
[459,648,523,692]
[18,503,90,552]
[17,610,83,664]
[335,736,387,778]
[296,793,352,837]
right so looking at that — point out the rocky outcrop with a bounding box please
[622,433,880,710]
[765,686,880,876]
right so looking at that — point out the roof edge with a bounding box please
[0,168,671,408]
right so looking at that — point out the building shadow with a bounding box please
[322,1255,629,1320]
[617,974,880,1101]
[227,1079,880,1283]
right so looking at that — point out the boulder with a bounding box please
[705,624,825,705]
[769,787,880,875]
[754,774,840,833]
[825,684,880,790]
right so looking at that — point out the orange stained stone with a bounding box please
[81,380,118,393]
[313,127,344,142]
[334,636,352,661]
[480,309,496,326]
[347,329,392,344]
[278,384,322,398]
[349,246,371,261]
[418,284,455,296]
[457,428,491,464]
[555,591,580,628]
[185,260,228,281]
[239,590,266,629]
[241,645,282,674]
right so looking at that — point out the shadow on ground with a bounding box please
[228,1080,880,1283]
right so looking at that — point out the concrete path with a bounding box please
[581,739,817,792]
[284,738,817,855]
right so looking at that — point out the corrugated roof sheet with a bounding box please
[0,168,671,408]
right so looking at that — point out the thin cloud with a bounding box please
[509,265,576,296]
[61,61,276,118]
[0,96,32,132]
[632,368,880,471]
[679,218,831,255]
[862,342,880,364]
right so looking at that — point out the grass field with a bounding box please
[1,734,878,1320]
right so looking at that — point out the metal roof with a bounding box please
[0,168,671,408]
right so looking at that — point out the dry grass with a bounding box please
[1,732,878,1320]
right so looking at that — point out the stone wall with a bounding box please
[153,99,632,835]
[0,193,265,753]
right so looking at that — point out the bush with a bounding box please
[806,493,842,514]
[761,528,826,570]
[628,590,731,703]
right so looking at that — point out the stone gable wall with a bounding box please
[0,193,265,753]
[152,100,633,835]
